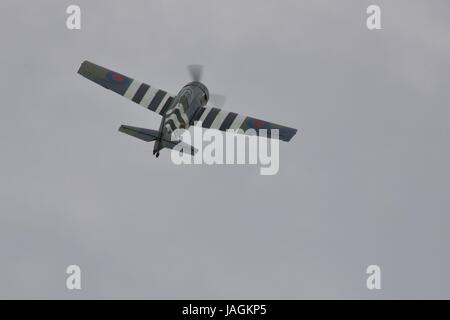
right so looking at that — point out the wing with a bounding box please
[78,60,174,115]
[190,106,297,142]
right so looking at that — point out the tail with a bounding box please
[119,125,159,142]
[119,125,197,157]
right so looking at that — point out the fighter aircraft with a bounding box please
[77,61,297,157]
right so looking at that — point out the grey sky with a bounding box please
[0,0,450,299]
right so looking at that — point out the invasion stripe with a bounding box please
[202,107,221,128]
[210,110,229,129]
[159,97,174,115]
[123,80,141,99]
[140,86,158,107]
[165,114,181,129]
[229,114,246,130]
[132,83,150,103]
[219,112,238,131]
[148,90,166,111]
[166,103,184,116]
[191,107,206,124]
[155,94,170,114]
[198,107,211,124]
[173,107,189,124]
[166,118,178,131]
[166,109,183,125]
[167,105,181,121]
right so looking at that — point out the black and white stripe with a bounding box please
[139,86,159,107]
[123,79,174,115]
[148,90,166,111]
[165,117,178,132]
[210,109,231,129]
[131,83,150,104]
[193,106,246,131]
[155,94,171,114]
[124,80,142,100]
[191,107,206,125]
[159,97,174,115]
[166,103,189,124]
[202,107,221,128]
[164,102,190,132]
[219,112,238,130]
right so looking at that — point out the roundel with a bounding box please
[107,71,125,82]
[111,73,124,81]
[253,119,263,128]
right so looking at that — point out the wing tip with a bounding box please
[278,127,298,142]
[77,60,93,77]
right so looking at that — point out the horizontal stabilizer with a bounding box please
[119,125,159,142]
[161,139,197,156]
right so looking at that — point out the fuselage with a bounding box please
[153,81,209,155]
[163,81,209,133]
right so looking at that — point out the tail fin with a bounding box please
[119,125,197,156]
[119,125,159,142]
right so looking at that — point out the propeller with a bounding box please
[210,93,226,108]
[187,64,226,108]
[187,64,204,82]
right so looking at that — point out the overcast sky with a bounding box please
[1,0,450,299]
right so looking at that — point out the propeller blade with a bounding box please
[187,65,225,107]
[187,64,203,82]
[209,93,227,108]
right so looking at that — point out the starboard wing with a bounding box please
[190,106,297,142]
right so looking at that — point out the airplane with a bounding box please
[77,61,297,157]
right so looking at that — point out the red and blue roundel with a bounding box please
[106,71,128,83]
[253,119,264,128]
[246,117,267,130]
